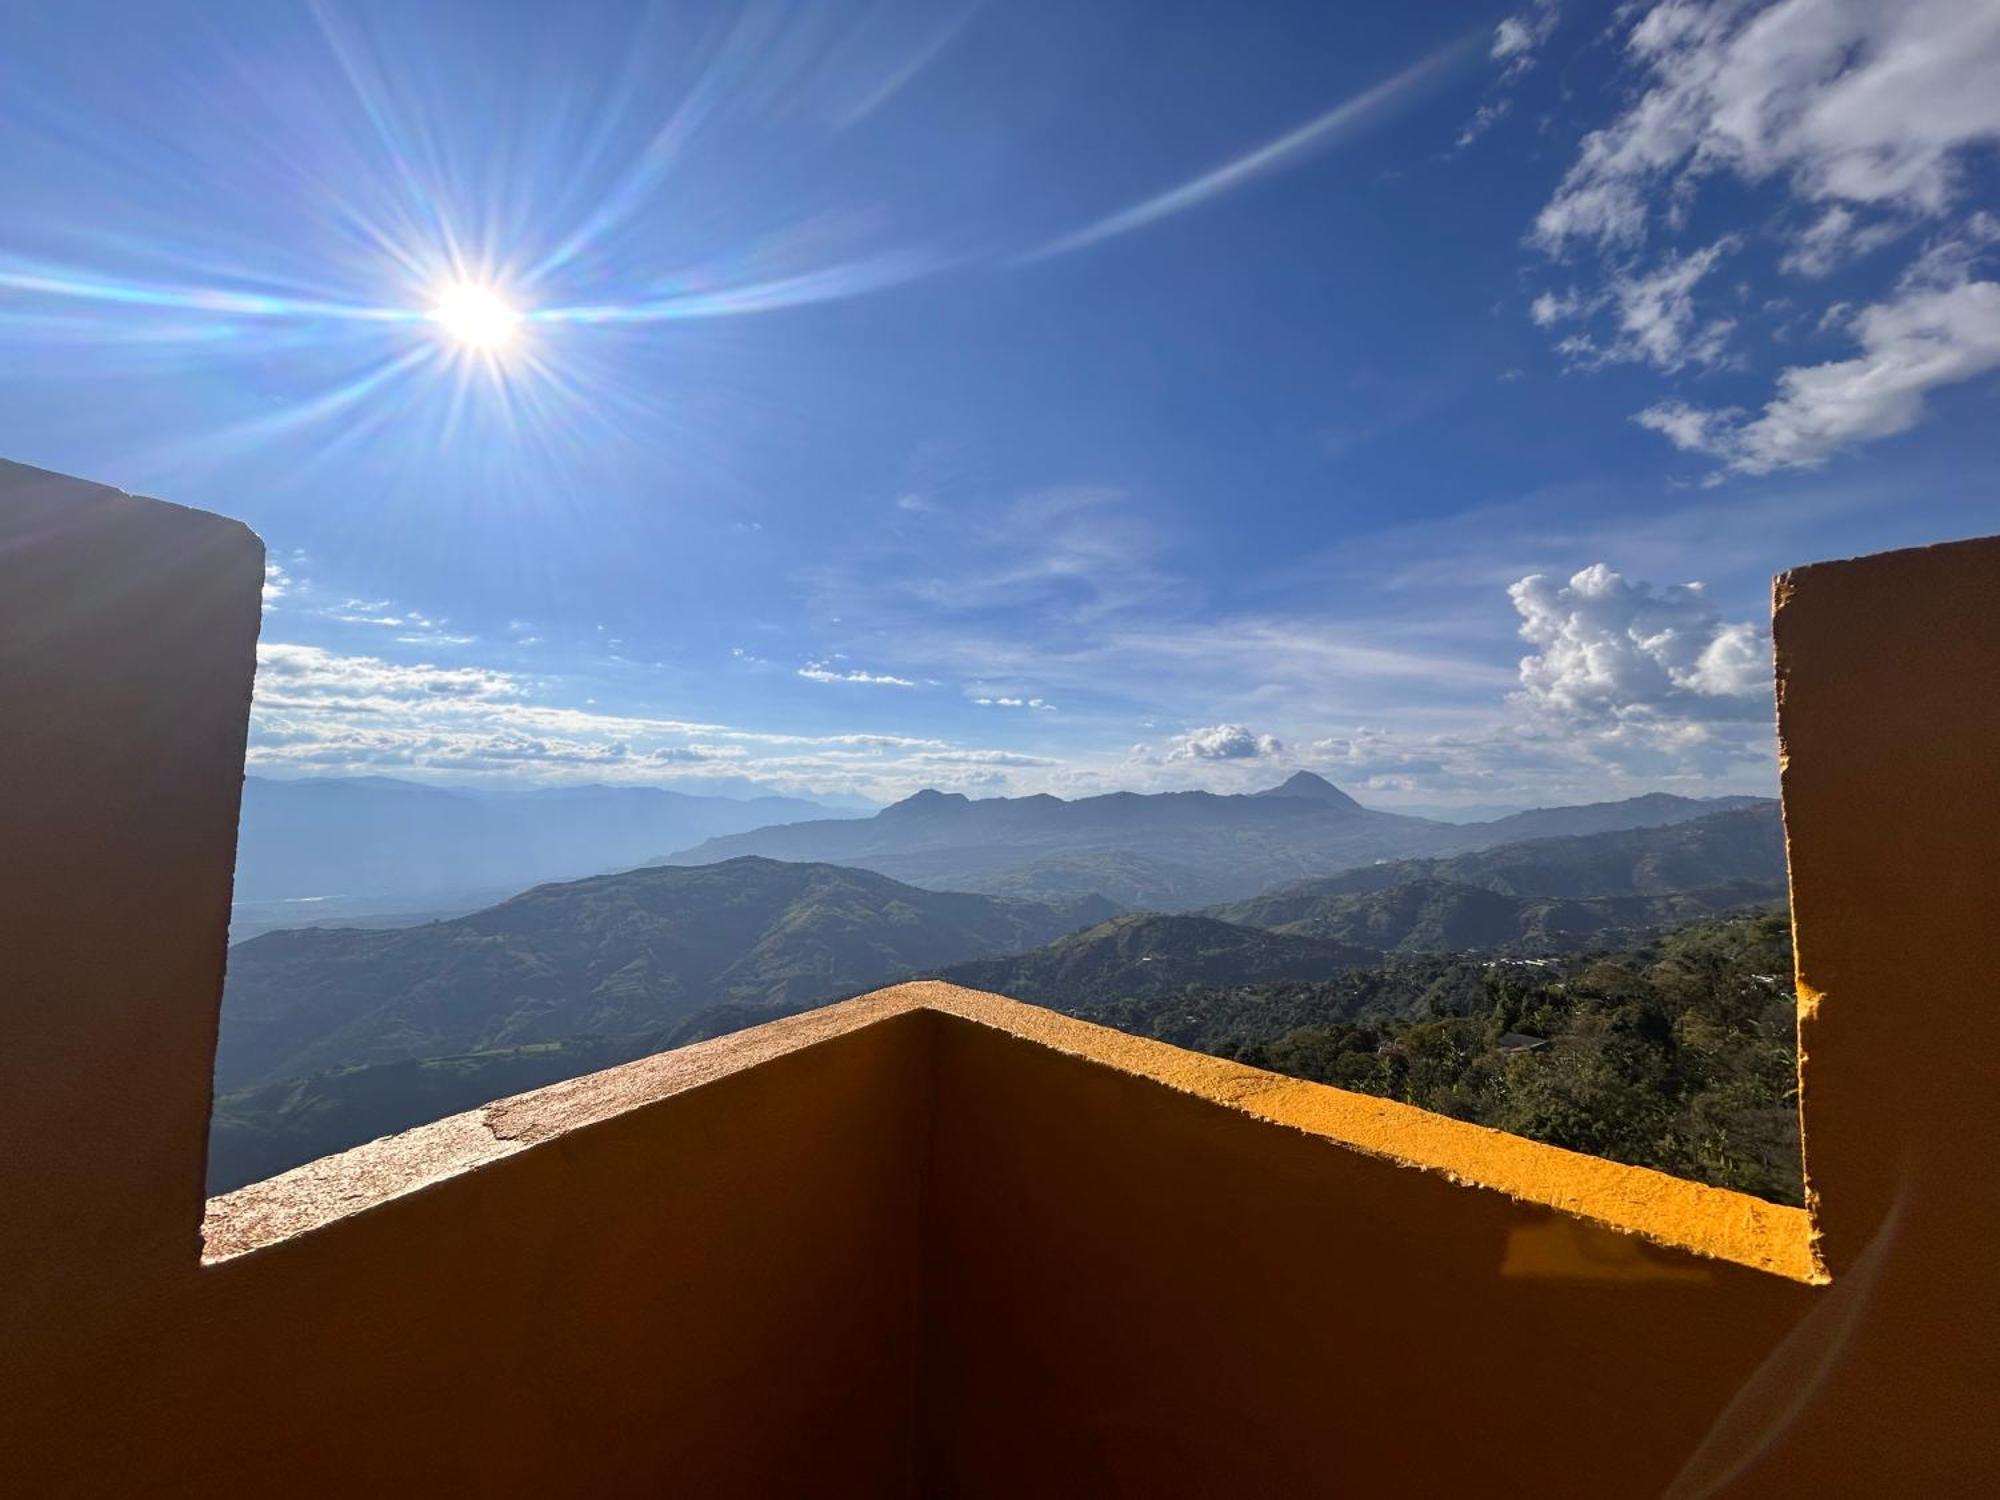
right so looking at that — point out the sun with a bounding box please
[429,282,522,351]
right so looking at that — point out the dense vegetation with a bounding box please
[1033,912,1802,1205]
[941,913,1376,1004]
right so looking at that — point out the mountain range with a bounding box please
[209,794,1788,1192]
[1207,804,1786,952]
[658,770,1769,909]
[216,856,1113,1092]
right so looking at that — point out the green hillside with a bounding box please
[217,856,1112,1090]
[1031,912,1803,1205]
[941,912,1377,1007]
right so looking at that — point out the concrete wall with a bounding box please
[4,461,1999,1494]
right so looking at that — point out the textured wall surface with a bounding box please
[2,460,1997,1495]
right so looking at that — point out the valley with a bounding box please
[210,777,1796,1200]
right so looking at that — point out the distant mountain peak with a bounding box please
[882,787,972,816]
[1255,770,1363,810]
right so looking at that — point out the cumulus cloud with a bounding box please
[1166,724,1285,761]
[973,695,1055,711]
[1274,565,1777,791]
[797,661,917,686]
[1509,565,1767,723]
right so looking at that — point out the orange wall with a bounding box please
[1,463,931,1496]
[917,1012,1811,1497]
[38,1018,932,1494]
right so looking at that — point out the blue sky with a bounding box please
[2,0,1996,812]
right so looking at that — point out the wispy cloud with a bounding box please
[797,661,917,686]
[1456,1,1561,147]
[1025,31,1483,261]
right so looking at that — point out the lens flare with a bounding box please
[429,282,521,350]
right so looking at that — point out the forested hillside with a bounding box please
[941,913,1377,1006]
[217,857,1113,1090]
[999,913,1801,1204]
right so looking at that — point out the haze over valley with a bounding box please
[211,773,1795,1201]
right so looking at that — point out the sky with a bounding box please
[2,0,1996,814]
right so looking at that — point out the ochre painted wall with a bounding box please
[25,1018,932,1495]
[916,1011,1812,1498]
[1,463,929,1498]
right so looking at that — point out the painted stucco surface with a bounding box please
[2,461,1997,1494]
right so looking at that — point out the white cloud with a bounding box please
[1166,723,1286,761]
[1540,237,1741,370]
[797,661,917,686]
[1530,0,2000,472]
[1458,2,1560,146]
[1636,259,2000,472]
[253,643,521,705]
[905,749,1057,769]
[973,695,1056,710]
[1530,287,1591,326]
[1536,0,2000,255]
[649,746,731,764]
[1494,1,1561,76]
[261,562,291,606]
[242,643,1090,796]
[1633,397,1739,453]
[1265,565,1776,796]
[1780,203,1905,278]
[1456,98,1511,150]
[1509,564,1767,722]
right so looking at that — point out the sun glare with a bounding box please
[429,282,522,351]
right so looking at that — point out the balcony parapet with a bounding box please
[6,458,2000,1495]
